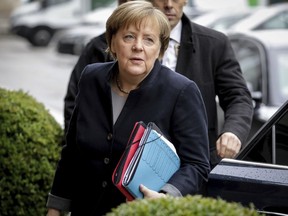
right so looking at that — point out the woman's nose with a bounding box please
[132,40,143,51]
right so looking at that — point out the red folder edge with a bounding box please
[112,121,146,201]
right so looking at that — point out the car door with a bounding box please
[207,100,288,215]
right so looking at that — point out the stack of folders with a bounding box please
[112,121,180,201]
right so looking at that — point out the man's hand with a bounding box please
[216,132,241,158]
[140,184,166,199]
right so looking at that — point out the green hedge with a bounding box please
[0,88,63,216]
[107,195,263,216]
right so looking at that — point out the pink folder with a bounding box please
[112,121,146,201]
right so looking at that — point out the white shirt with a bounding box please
[162,21,182,71]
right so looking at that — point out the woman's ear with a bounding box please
[111,37,116,53]
[110,37,117,59]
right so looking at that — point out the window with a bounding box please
[231,39,263,94]
[256,10,288,30]
[277,52,288,102]
[241,103,288,166]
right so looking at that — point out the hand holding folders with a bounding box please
[112,122,180,200]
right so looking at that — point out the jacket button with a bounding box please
[107,133,113,141]
[104,158,110,164]
[102,181,108,188]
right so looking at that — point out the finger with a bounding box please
[140,184,155,198]
[222,135,241,158]
[224,142,237,158]
[229,141,241,158]
[139,184,149,196]
[217,136,229,158]
[140,184,166,199]
[139,184,147,192]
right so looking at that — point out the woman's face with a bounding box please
[111,18,161,78]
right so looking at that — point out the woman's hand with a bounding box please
[46,208,61,216]
[140,184,167,199]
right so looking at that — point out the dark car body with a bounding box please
[207,100,288,215]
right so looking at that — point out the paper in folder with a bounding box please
[121,122,180,199]
[112,121,146,201]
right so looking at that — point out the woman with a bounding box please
[46,1,210,215]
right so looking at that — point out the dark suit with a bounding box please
[64,14,253,167]
[176,15,253,165]
[49,61,210,215]
[64,33,113,132]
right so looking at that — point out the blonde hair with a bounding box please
[106,1,170,59]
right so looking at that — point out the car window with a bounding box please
[276,51,288,103]
[187,0,196,7]
[267,48,288,106]
[43,0,70,7]
[92,0,115,9]
[242,108,288,166]
[230,39,263,94]
[209,14,250,32]
[255,11,288,30]
[42,0,115,9]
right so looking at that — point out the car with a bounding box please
[227,30,288,140]
[207,99,288,216]
[10,0,87,47]
[55,25,105,56]
[229,3,288,33]
[191,8,252,33]
[9,0,115,47]
[183,0,206,20]
[55,2,116,55]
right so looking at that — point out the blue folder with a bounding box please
[122,122,180,199]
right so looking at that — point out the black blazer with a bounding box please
[64,15,253,166]
[52,61,210,215]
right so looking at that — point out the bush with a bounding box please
[0,88,63,216]
[106,195,263,216]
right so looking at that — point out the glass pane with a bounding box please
[278,53,288,102]
[256,11,288,30]
[92,0,115,9]
[231,40,262,93]
[243,130,273,163]
[275,111,288,166]
[243,108,288,166]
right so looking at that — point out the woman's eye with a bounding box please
[143,38,154,46]
[123,35,134,42]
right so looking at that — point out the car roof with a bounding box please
[229,3,288,32]
[192,8,252,26]
[228,30,288,49]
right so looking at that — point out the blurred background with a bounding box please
[0,0,288,140]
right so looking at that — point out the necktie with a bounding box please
[174,42,180,57]
[161,38,179,71]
